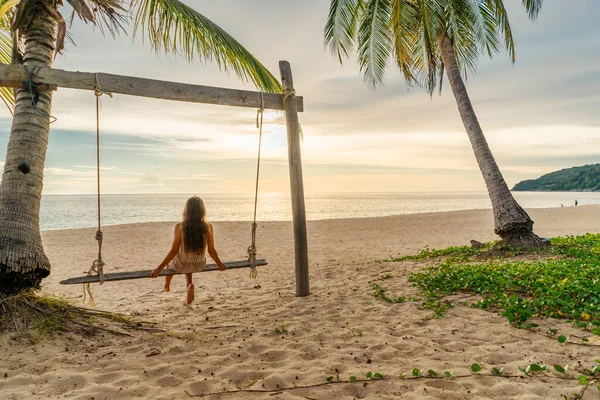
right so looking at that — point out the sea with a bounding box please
[39,192,599,231]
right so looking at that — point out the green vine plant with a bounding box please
[370,282,405,304]
[186,361,600,399]
[274,324,288,335]
[402,234,600,336]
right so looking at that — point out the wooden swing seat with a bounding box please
[59,259,267,285]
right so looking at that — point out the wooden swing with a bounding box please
[59,76,268,293]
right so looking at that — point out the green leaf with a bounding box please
[471,363,482,373]
[558,335,567,343]
[326,376,333,382]
[491,367,503,375]
[518,366,529,375]
[130,0,281,93]
[373,372,384,379]
[325,0,362,63]
[427,369,437,376]
[349,376,357,381]
[366,371,373,379]
[399,372,406,379]
[412,368,421,377]
[529,364,546,372]
[356,0,394,89]
[444,371,454,379]
[0,29,14,113]
[553,365,566,374]
[578,375,589,386]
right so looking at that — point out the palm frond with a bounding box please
[324,0,363,63]
[0,0,19,26]
[64,0,127,44]
[357,0,393,89]
[411,0,445,94]
[0,28,14,112]
[130,0,280,93]
[485,0,515,61]
[473,0,501,58]
[447,0,485,78]
[390,0,419,84]
[521,0,543,19]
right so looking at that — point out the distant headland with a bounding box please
[513,163,600,192]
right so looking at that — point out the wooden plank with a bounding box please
[0,80,57,91]
[279,61,309,297]
[0,64,303,112]
[59,259,267,285]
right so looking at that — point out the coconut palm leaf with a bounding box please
[326,0,542,91]
[390,0,419,84]
[325,0,364,63]
[356,0,393,89]
[521,0,543,19]
[0,0,15,112]
[485,0,515,61]
[0,27,14,112]
[130,0,280,93]
[410,0,445,93]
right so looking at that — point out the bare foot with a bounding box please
[161,287,170,293]
[186,283,195,305]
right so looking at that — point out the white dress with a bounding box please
[167,243,207,274]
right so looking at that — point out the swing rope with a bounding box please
[247,92,265,280]
[83,74,112,305]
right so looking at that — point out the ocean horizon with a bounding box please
[39,191,599,231]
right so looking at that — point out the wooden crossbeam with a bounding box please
[0,80,58,91]
[0,64,303,112]
[59,259,268,285]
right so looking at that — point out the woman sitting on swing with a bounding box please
[150,196,227,305]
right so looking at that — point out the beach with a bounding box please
[2,205,600,399]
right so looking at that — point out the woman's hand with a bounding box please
[149,268,162,278]
[218,263,227,271]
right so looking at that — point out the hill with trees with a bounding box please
[513,164,600,191]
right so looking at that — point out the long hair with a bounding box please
[181,196,208,254]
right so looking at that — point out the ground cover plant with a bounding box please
[392,233,600,332]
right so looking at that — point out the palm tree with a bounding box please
[0,0,280,295]
[325,0,545,246]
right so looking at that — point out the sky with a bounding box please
[1,0,599,195]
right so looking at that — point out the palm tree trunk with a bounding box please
[0,6,56,295]
[438,34,544,246]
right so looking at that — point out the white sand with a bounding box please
[2,205,600,399]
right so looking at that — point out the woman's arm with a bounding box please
[150,223,182,278]
[206,222,227,271]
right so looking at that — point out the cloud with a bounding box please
[44,167,94,176]
[3,0,599,195]
[74,165,121,171]
[141,173,162,185]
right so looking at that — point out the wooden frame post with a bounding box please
[279,61,309,297]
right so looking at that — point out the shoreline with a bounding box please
[39,203,599,233]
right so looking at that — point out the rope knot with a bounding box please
[282,87,296,102]
[256,92,264,128]
[94,73,113,98]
